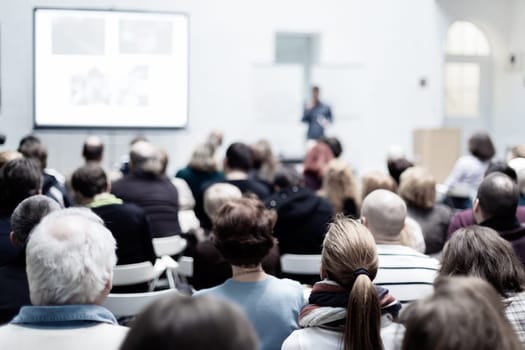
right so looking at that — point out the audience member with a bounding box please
[17,135,72,207]
[318,158,360,217]
[444,132,495,208]
[0,151,22,169]
[82,136,104,164]
[302,141,334,191]
[192,183,280,290]
[0,195,59,324]
[386,145,413,185]
[398,166,452,255]
[72,164,156,265]
[282,217,403,350]
[119,295,258,350]
[249,139,278,193]
[440,226,525,344]
[319,136,343,158]
[361,190,439,303]
[401,276,522,350]
[0,158,42,265]
[469,172,525,264]
[111,141,182,237]
[361,170,397,200]
[194,198,304,350]
[265,165,334,255]
[0,208,128,350]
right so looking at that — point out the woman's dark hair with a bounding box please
[468,132,495,161]
[401,276,522,350]
[440,226,525,296]
[120,294,258,350]
[484,161,517,182]
[213,197,276,266]
[0,158,42,212]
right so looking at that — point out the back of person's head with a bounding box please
[26,208,116,305]
[206,130,223,151]
[484,161,517,182]
[10,195,60,248]
[82,136,104,162]
[188,143,218,172]
[476,172,519,220]
[398,166,436,209]
[0,158,42,212]
[321,217,381,350]
[71,164,108,199]
[440,226,525,296]
[402,276,522,350]
[387,158,414,185]
[129,140,162,175]
[508,144,525,160]
[17,135,47,170]
[468,132,495,161]
[203,183,242,222]
[251,139,277,182]
[0,150,22,169]
[319,136,343,158]
[120,295,258,350]
[362,189,407,243]
[273,165,301,189]
[213,197,276,266]
[361,170,397,200]
[320,158,359,213]
[225,142,253,172]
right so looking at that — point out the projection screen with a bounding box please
[34,8,189,128]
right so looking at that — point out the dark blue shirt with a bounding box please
[302,102,332,140]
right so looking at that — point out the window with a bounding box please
[445,21,490,118]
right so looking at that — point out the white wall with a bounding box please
[1,0,445,176]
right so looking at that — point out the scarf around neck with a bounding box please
[299,279,401,329]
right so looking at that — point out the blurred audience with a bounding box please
[249,139,278,193]
[302,141,334,191]
[120,295,258,350]
[318,158,360,217]
[82,136,104,164]
[398,167,452,255]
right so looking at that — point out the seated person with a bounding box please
[265,165,334,255]
[111,141,182,237]
[0,158,42,265]
[71,164,156,266]
[192,183,280,290]
[282,218,402,350]
[194,198,305,350]
[0,195,59,324]
[120,294,258,350]
[361,190,439,303]
[0,208,128,350]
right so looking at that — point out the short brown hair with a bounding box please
[398,166,436,209]
[440,226,525,296]
[213,197,276,266]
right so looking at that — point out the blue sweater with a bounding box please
[195,276,305,350]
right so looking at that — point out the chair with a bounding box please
[176,256,194,278]
[112,257,176,291]
[280,254,322,275]
[103,289,179,318]
[153,235,188,257]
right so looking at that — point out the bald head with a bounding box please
[361,189,407,243]
[476,173,519,220]
[82,136,104,163]
[129,141,162,174]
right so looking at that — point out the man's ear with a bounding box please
[361,216,368,227]
[473,198,483,223]
[9,231,18,247]
[106,181,111,193]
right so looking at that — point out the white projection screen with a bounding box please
[34,9,189,128]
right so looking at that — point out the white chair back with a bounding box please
[153,235,188,257]
[103,289,179,318]
[280,254,322,275]
[176,256,194,277]
[112,260,166,287]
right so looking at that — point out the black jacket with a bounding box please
[265,186,334,255]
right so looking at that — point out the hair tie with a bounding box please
[353,268,369,278]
